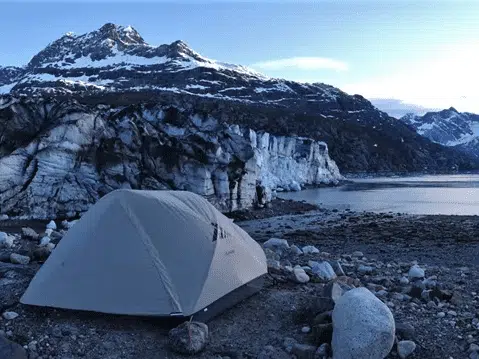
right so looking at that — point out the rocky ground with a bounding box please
[0,203,479,359]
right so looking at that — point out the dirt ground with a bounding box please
[1,203,479,358]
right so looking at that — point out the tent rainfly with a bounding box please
[21,190,267,320]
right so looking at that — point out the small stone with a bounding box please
[2,312,19,320]
[39,236,51,247]
[471,352,479,359]
[408,265,425,280]
[437,312,446,318]
[0,214,8,220]
[395,322,415,340]
[301,326,311,333]
[447,310,457,317]
[263,238,289,251]
[291,343,317,359]
[399,276,409,285]
[267,259,282,273]
[376,290,388,298]
[46,220,57,230]
[302,246,320,254]
[46,243,56,251]
[421,290,432,301]
[315,343,330,358]
[469,343,479,352]
[168,321,208,354]
[0,232,13,248]
[293,267,310,284]
[10,253,30,265]
[358,265,374,275]
[330,261,345,276]
[21,227,39,240]
[0,335,28,359]
[290,245,303,255]
[397,340,417,359]
[352,251,364,258]
[32,247,51,262]
[283,337,298,354]
[309,261,336,281]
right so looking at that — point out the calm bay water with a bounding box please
[278,174,479,215]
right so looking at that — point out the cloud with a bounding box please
[251,57,349,72]
[341,42,479,113]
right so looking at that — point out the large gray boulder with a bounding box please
[168,321,209,354]
[332,287,395,359]
[0,335,28,359]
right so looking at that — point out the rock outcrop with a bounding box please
[0,97,341,219]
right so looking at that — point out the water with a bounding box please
[278,174,479,215]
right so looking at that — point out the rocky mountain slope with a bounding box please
[401,108,479,158]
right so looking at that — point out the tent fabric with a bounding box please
[21,190,267,317]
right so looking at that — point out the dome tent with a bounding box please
[21,190,267,320]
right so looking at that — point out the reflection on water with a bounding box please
[278,175,479,215]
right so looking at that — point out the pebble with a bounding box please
[39,236,51,246]
[400,276,409,285]
[293,267,310,284]
[301,326,311,333]
[10,253,31,265]
[302,245,320,254]
[437,312,446,318]
[290,245,303,255]
[408,265,425,280]
[469,343,479,352]
[0,232,13,248]
[2,311,19,320]
[358,265,374,275]
[448,310,457,317]
[397,340,417,358]
[46,220,57,230]
[352,251,364,257]
[263,238,289,250]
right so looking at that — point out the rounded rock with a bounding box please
[168,321,208,354]
[332,287,395,359]
[397,340,416,359]
[408,265,425,280]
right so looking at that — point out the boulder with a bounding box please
[21,228,39,240]
[10,254,30,265]
[308,261,336,281]
[0,335,27,359]
[397,340,416,359]
[168,321,208,354]
[332,287,395,359]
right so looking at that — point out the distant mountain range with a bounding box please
[1,23,477,176]
[400,108,479,158]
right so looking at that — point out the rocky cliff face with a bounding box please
[0,97,341,219]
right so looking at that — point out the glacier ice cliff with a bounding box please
[0,97,341,219]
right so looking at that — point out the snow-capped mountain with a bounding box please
[401,108,479,157]
[2,23,340,106]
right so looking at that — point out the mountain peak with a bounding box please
[96,23,145,46]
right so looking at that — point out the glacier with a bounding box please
[0,97,342,219]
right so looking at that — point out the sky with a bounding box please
[1,0,479,114]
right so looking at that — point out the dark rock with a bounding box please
[32,248,51,262]
[168,321,208,354]
[395,322,416,340]
[0,335,27,359]
[291,343,317,359]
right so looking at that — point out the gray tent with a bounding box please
[21,190,267,320]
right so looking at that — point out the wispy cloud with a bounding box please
[251,57,349,72]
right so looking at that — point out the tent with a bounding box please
[21,190,267,320]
